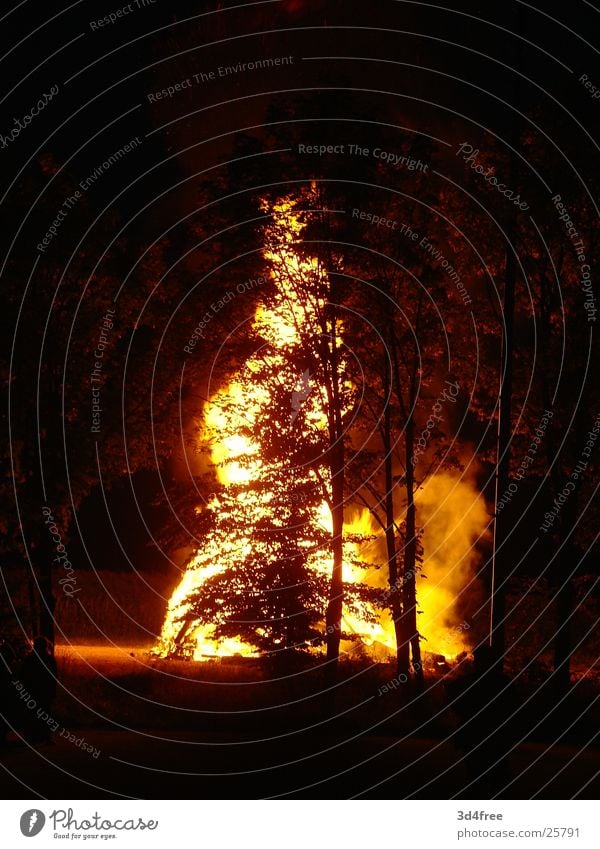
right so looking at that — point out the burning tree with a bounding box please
[156,173,490,674]
[157,194,376,661]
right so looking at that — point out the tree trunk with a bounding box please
[325,302,345,674]
[491,2,521,667]
[388,321,423,687]
[31,533,56,646]
[382,355,409,678]
[39,558,56,646]
[27,573,38,640]
[326,440,344,664]
[403,415,423,689]
[549,419,582,692]
[491,239,516,665]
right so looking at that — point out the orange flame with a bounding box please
[155,198,488,663]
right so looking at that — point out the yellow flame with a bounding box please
[415,470,489,657]
[156,198,323,659]
[155,197,488,664]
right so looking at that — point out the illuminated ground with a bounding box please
[0,644,598,799]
